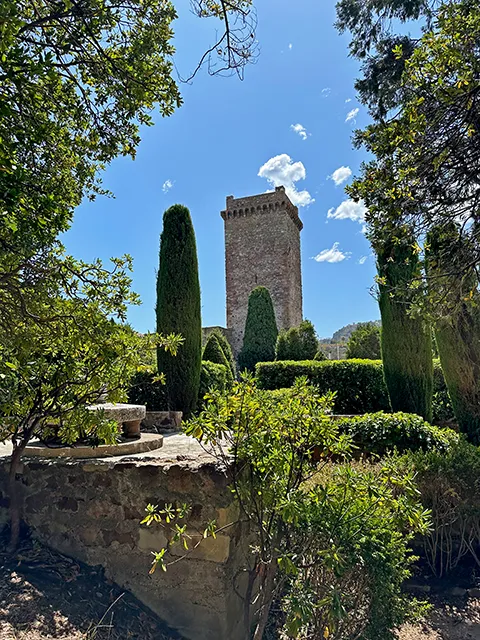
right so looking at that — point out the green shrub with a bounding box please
[129,362,227,413]
[198,361,227,409]
[377,226,433,421]
[313,349,326,361]
[128,369,166,411]
[207,328,236,380]
[256,359,390,414]
[275,319,318,361]
[337,411,459,456]
[186,377,429,640]
[238,286,278,372]
[203,333,233,385]
[346,321,381,359]
[156,204,202,417]
[407,438,480,577]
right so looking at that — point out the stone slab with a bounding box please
[23,433,163,459]
[87,403,146,423]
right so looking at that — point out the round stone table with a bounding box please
[87,403,146,439]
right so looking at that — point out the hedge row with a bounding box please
[128,361,227,412]
[337,412,458,456]
[256,358,454,420]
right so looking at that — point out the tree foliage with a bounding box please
[206,328,236,380]
[276,319,318,361]
[377,227,433,421]
[156,205,202,416]
[340,0,480,290]
[0,255,181,548]
[203,332,234,386]
[346,321,381,359]
[184,377,429,639]
[426,225,480,442]
[238,286,278,372]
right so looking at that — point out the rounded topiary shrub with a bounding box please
[203,332,234,385]
[238,286,278,372]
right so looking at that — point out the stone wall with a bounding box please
[0,454,249,640]
[221,186,303,355]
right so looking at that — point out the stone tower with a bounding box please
[221,186,303,355]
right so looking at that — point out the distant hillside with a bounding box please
[320,320,381,345]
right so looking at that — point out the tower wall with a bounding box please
[221,186,303,356]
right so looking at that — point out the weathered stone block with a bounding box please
[170,532,231,564]
[138,527,168,552]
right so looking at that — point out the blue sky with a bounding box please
[63,0,379,340]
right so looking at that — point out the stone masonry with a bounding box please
[221,186,303,355]
[0,447,250,640]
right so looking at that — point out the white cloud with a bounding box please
[288,43,293,50]
[358,255,367,265]
[162,179,173,193]
[345,107,359,123]
[321,87,331,98]
[345,98,352,103]
[327,199,367,224]
[313,242,349,263]
[291,123,309,141]
[258,154,314,207]
[330,166,352,186]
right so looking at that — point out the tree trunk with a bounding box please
[7,444,25,552]
[252,561,277,640]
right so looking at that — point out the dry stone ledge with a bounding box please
[0,442,249,640]
[87,403,146,422]
[23,433,163,459]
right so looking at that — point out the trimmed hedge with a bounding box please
[129,361,226,413]
[256,359,390,414]
[198,361,227,409]
[337,412,459,456]
[256,358,454,420]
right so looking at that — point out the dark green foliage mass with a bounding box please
[156,205,201,416]
[198,361,227,410]
[346,322,381,360]
[256,359,390,415]
[337,412,458,456]
[207,329,236,380]
[238,287,278,372]
[377,228,433,421]
[426,225,480,442]
[203,333,234,386]
[276,320,319,361]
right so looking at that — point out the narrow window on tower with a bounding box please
[255,274,258,284]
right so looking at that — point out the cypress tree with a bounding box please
[426,225,480,442]
[376,226,433,421]
[238,286,278,372]
[209,328,236,380]
[203,333,234,386]
[156,204,201,416]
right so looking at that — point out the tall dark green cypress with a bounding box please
[426,225,480,442]
[238,286,278,372]
[156,204,201,416]
[376,226,433,421]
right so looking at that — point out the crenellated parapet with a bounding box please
[220,186,303,231]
